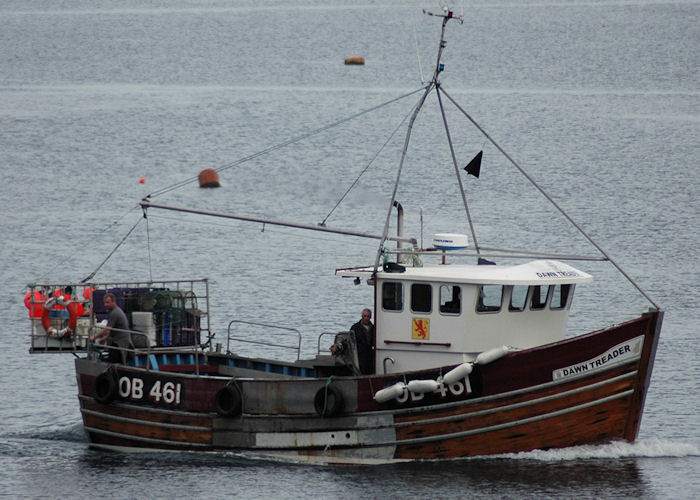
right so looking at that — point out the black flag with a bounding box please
[464,150,483,178]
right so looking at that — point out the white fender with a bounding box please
[407,379,440,394]
[475,345,510,365]
[373,382,406,403]
[442,362,473,385]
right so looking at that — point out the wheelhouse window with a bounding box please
[439,285,461,315]
[411,283,432,313]
[382,281,403,311]
[509,285,528,312]
[551,284,573,310]
[530,285,549,310]
[476,285,503,313]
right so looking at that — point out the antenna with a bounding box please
[423,5,464,86]
[413,21,426,84]
[422,6,464,24]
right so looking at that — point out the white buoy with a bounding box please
[407,379,440,394]
[373,382,406,403]
[442,363,473,385]
[475,345,510,365]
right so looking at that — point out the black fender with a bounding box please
[314,384,344,417]
[93,371,118,404]
[214,384,242,417]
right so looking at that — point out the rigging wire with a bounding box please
[80,216,143,283]
[439,87,660,310]
[320,102,417,227]
[145,88,425,200]
[374,83,434,272]
[145,210,153,282]
[84,90,425,277]
[33,207,141,284]
[436,84,480,254]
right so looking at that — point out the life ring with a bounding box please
[214,384,242,417]
[40,297,57,336]
[314,384,344,417]
[41,296,79,338]
[93,371,118,404]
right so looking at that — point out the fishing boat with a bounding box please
[25,9,662,464]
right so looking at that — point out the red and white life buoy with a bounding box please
[41,296,79,339]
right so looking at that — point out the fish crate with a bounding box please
[171,308,203,347]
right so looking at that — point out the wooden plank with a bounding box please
[394,395,633,459]
[81,398,210,425]
[83,412,212,445]
[395,375,635,440]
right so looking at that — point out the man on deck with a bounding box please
[350,308,375,375]
[90,292,133,363]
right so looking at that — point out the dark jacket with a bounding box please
[107,305,133,363]
[350,320,375,375]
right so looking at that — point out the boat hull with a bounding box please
[75,311,662,464]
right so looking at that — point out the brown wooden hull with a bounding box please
[76,311,662,464]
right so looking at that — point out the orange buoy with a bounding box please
[344,56,365,65]
[198,169,221,188]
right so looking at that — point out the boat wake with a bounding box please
[4,421,86,445]
[490,438,700,461]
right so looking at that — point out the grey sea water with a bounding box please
[1,1,699,498]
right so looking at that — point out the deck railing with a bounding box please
[26,278,211,358]
[85,324,206,373]
[317,331,350,356]
[226,320,302,361]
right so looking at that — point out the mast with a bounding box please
[430,9,480,256]
[374,8,474,271]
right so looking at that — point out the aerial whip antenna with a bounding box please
[413,21,426,83]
